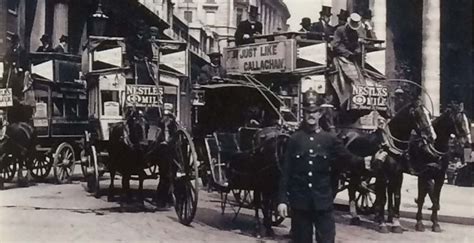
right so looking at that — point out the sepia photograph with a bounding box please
[0,0,472,242]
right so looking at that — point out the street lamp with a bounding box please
[91,1,109,36]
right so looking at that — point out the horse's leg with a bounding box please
[138,171,145,206]
[348,174,361,225]
[430,171,444,232]
[108,168,116,202]
[374,173,389,233]
[261,191,274,237]
[415,175,429,232]
[390,171,404,233]
[253,190,263,238]
[122,173,132,203]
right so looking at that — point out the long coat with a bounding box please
[311,20,334,40]
[234,20,263,46]
[278,127,362,211]
[332,25,366,59]
[199,64,226,84]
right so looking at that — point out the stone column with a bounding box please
[30,0,47,51]
[372,0,386,43]
[421,0,440,116]
[52,0,69,47]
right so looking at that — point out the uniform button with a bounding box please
[323,155,327,159]
[309,161,313,165]
[308,183,312,188]
[308,172,313,176]
[296,155,300,158]
[310,137,314,141]
[309,149,314,153]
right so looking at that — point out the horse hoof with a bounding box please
[379,225,390,234]
[350,217,361,225]
[391,226,403,234]
[415,221,425,232]
[432,224,442,233]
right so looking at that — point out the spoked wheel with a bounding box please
[232,189,254,208]
[53,142,76,184]
[355,175,376,215]
[172,129,199,226]
[85,146,100,198]
[28,153,52,180]
[0,155,17,182]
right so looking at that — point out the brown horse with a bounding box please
[410,103,471,232]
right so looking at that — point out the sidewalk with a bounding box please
[335,174,474,225]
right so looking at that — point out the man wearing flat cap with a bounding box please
[198,50,226,84]
[311,6,335,40]
[234,5,263,46]
[332,13,367,63]
[37,34,54,52]
[277,89,363,243]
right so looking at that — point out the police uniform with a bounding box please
[278,90,362,243]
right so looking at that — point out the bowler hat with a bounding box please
[59,35,68,42]
[337,9,350,21]
[348,13,362,30]
[319,6,332,17]
[302,89,325,112]
[249,5,259,17]
[40,34,51,42]
[300,17,312,25]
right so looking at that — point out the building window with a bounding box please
[184,11,193,23]
[7,0,19,15]
[206,11,216,25]
[236,8,243,24]
[206,0,216,3]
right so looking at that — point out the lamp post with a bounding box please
[91,1,109,36]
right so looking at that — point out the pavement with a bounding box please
[335,173,474,225]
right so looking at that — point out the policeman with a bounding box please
[277,90,363,243]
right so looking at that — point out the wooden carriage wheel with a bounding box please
[28,153,52,180]
[172,129,199,226]
[355,175,376,215]
[53,142,76,184]
[0,155,17,182]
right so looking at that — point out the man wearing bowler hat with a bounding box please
[335,9,350,29]
[299,17,312,32]
[234,5,263,46]
[54,35,68,53]
[277,89,363,243]
[311,6,334,39]
[37,34,54,52]
[199,50,226,84]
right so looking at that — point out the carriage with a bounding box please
[79,36,199,225]
[0,52,89,185]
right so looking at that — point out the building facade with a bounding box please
[174,0,290,49]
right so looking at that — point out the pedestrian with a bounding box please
[311,6,334,40]
[234,5,263,46]
[299,17,312,32]
[54,35,68,53]
[198,50,226,84]
[36,34,54,52]
[277,89,363,243]
[335,9,350,29]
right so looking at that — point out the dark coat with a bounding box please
[53,44,67,53]
[2,44,28,96]
[311,20,334,39]
[234,20,263,46]
[278,127,362,211]
[36,45,54,52]
[199,64,226,84]
[332,25,366,59]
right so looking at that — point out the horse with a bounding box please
[371,99,437,233]
[225,125,289,238]
[410,103,471,232]
[0,121,36,189]
[107,107,177,207]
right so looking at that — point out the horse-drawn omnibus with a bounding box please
[80,36,199,226]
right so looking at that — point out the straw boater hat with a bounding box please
[348,13,362,30]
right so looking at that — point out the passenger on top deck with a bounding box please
[361,9,377,40]
[234,6,263,46]
[36,34,54,52]
[299,18,312,32]
[334,9,350,29]
[198,50,227,84]
[126,20,155,85]
[332,13,367,65]
[311,6,335,40]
